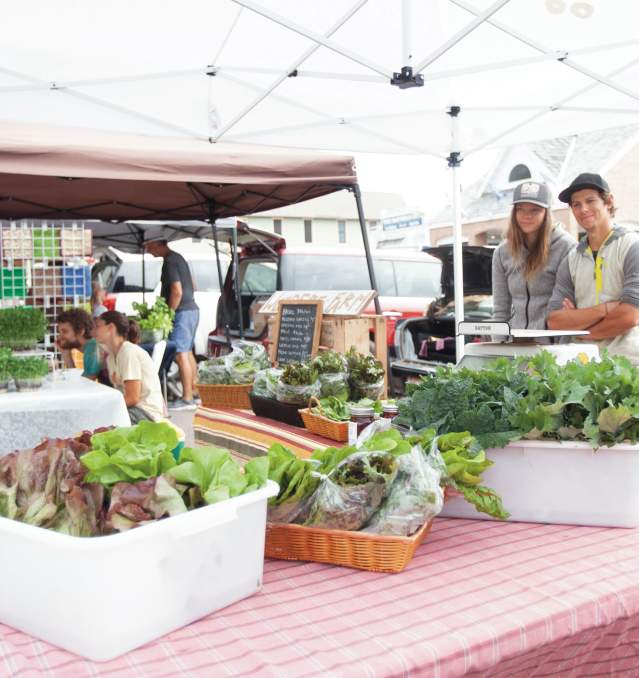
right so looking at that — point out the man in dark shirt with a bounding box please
[145,238,200,410]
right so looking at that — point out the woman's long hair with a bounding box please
[506,206,554,280]
[99,311,140,344]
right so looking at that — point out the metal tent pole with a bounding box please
[352,183,382,315]
[138,231,146,304]
[231,221,244,339]
[207,200,232,350]
[446,106,465,363]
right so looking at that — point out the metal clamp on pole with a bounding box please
[446,105,466,363]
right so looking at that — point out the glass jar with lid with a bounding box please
[348,405,375,443]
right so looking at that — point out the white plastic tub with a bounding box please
[0,480,278,661]
[440,440,639,528]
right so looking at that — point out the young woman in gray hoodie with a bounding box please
[492,181,576,330]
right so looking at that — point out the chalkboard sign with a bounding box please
[273,300,323,365]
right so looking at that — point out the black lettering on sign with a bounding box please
[273,300,323,365]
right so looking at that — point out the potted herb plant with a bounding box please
[132,298,175,343]
[9,356,50,391]
[0,307,48,350]
[346,347,385,401]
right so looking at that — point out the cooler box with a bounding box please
[441,440,639,528]
[0,480,278,661]
[62,264,91,298]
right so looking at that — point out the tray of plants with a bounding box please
[263,427,508,572]
[398,352,639,528]
[0,421,276,661]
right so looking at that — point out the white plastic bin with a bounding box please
[0,480,278,661]
[440,440,639,528]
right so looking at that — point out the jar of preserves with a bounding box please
[348,405,375,443]
[381,403,399,419]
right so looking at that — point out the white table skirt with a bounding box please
[0,376,131,454]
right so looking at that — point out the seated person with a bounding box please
[95,311,166,424]
[56,308,103,380]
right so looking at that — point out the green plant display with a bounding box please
[397,351,639,449]
[0,307,48,349]
[132,298,175,339]
[9,356,49,380]
[0,347,11,382]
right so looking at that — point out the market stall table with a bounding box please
[193,405,331,459]
[3,517,639,676]
[0,377,130,454]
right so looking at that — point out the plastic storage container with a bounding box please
[0,267,27,299]
[440,440,639,528]
[60,229,92,256]
[62,264,91,298]
[32,228,60,258]
[0,480,278,661]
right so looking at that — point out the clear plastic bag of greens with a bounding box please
[230,340,270,369]
[350,377,385,401]
[197,357,230,385]
[275,380,320,405]
[252,367,283,399]
[305,450,398,531]
[318,371,349,399]
[364,445,443,536]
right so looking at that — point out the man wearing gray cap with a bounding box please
[547,173,639,364]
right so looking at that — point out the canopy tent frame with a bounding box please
[3,1,639,360]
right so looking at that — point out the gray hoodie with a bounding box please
[492,224,576,330]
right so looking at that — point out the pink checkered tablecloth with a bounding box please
[3,518,639,677]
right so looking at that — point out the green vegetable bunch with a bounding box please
[0,307,47,349]
[9,356,49,380]
[311,396,351,422]
[313,350,347,374]
[280,361,318,386]
[410,429,509,520]
[132,297,175,339]
[398,351,639,449]
[346,347,385,400]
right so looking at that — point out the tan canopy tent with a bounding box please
[0,121,357,222]
[0,121,378,342]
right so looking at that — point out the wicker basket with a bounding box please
[299,397,349,442]
[264,519,433,573]
[196,382,252,409]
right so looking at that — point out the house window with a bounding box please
[338,220,346,243]
[304,219,312,243]
[509,164,532,182]
[273,218,282,235]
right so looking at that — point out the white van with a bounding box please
[92,240,229,356]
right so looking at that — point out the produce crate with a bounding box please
[32,228,60,258]
[249,393,304,427]
[60,229,92,256]
[0,267,27,299]
[265,518,433,573]
[31,267,63,295]
[299,399,349,442]
[0,480,278,661]
[197,382,253,409]
[440,439,639,528]
[0,228,33,259]
[62,264,91,298]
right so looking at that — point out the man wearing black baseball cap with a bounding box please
[547,173,639,364]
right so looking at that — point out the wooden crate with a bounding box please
[268,313,388,396]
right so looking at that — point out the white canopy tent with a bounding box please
[2,0,639,357]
